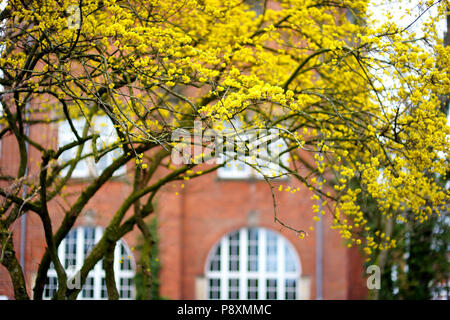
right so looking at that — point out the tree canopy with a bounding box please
[0,0,448,299]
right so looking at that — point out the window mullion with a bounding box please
[93,227,102,299]
[76,228,83,273]
[278,237,285,300]
[240,228,248,300]
[220,236,229,300]
[258,228,266,300]
[114,241,121,297]
[76,229,84,299]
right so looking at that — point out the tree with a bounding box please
[134,216,162,300]
[0,0,448,299]
[362,1,450,300]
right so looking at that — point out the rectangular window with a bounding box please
[217,127,289,180]
[58,118,90,178]
[58,116,126,179]
[253,130,289,179]
[94,116,125,176]
[217,136,252,179]
[217,121,253,179]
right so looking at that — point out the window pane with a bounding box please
[119,243,132,271]
[228,279,240,299]
[64,230,77,268]
[253,129,289,179]
[58,116,125,178]
[44,276,58,299]
[82,276,95,299]
[101,278,107,299]
[229,232,240,271]
[285,279,297,300]
[285,244,297,272]
[247,279,258,299]
[83,227,96,259]
[210,245,221,271]
[95,153,110,173]
[94,115,125,176]
[217,157,252,179]
[209,279,221,299]
[94,116,125,176]
[216,126,252,179]
[266,231,277,272]
[248,228,258,271]
[58,119,90,178]
[266,279,277,300]
[119,278,133,299]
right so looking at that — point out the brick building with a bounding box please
[0,116,368,300]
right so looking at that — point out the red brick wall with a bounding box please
[347,246,368,299]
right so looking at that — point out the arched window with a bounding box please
[43,226,136,300]
[205,227,301,300]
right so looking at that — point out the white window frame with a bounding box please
[43,226,136,300]
[58,115,126,179]
[205,227,301,300]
